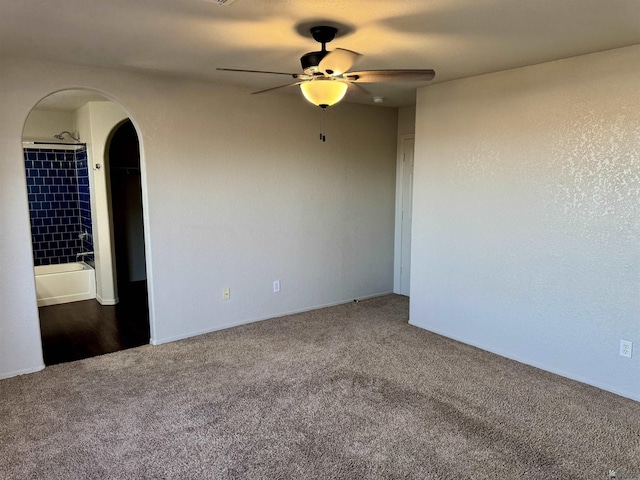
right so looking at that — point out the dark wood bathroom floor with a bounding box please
[38,281,150,366]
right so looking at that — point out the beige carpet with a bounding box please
[1,295,639,479]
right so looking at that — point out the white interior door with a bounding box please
[399,137,414,296]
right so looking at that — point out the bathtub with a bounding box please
[34,262,97,307]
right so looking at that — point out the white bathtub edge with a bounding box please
[37,291,97,307]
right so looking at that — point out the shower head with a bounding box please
[53,131,80,142]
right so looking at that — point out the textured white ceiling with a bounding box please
[2,0,639,107]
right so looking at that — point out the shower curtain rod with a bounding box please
[23,142,87,153]
[23,141,86,146]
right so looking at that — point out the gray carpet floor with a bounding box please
[1,295,639,479]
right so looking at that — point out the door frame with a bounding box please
[393,134,415,295]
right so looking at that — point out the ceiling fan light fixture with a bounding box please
[300,78,348,108]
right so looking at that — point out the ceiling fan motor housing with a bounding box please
[300,51,328,73]
[301,26,338,74]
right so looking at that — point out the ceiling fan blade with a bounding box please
[345,69,435,83]
[218,67,304,79]
[347,81,372,99]
[319,48,362,76]
[251,82,304,95]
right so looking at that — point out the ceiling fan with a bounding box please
[218,25,435,109]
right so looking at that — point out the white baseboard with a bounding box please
[150,291,393,346]
[409,321,640,402]
[96,295,118,305]
[0,364,45,380]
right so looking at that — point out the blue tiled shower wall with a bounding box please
[24,147,94,266]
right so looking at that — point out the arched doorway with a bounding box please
[22,89,151,365]
[107,120,148,309]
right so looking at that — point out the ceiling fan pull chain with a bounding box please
[320,107,326,142]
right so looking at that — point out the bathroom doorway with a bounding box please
[22,89,151,365]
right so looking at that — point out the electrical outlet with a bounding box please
[620,340,632,358]
[273,280,280,293]
[223,288,230,300]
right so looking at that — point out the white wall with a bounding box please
[0,57,397,378]
[397,106,416,137]
[411,45,640,401]
[22,109,75,142]
[76,100,128,305]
